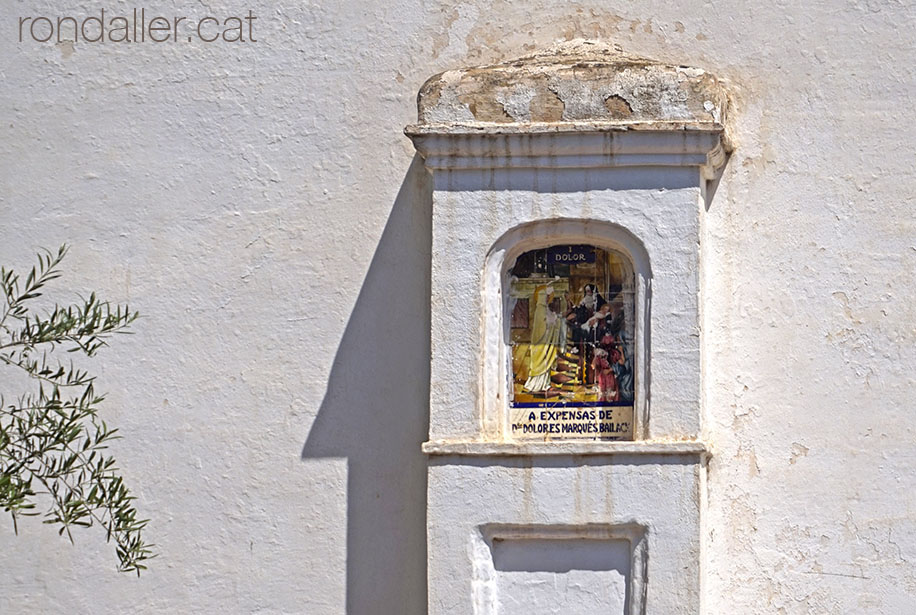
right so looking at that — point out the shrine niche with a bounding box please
[407,40,733,615]
[508,245,635,440]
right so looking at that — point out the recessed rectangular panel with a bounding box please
[491,537,630,615]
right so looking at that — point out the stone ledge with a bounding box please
[405,120,725,135]
[422,439,709,457]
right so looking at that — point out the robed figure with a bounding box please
[523,285,566,393]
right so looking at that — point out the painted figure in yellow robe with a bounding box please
[523,285,566,393]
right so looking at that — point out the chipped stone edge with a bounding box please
[422,439,710,458]
[405,119,728,137]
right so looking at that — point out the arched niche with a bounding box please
[482,219,651,441]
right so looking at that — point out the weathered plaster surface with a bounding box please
[1,0,915,613]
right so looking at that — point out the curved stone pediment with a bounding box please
[407,40,730,140]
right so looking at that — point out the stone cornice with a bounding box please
[407,128,727,178]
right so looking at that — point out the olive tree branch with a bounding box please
[0,244,153,575]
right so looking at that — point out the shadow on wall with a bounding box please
[302,155,432,614]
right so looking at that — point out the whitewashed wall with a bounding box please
[1,1,914,613]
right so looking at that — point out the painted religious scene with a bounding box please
[508,245,634,440]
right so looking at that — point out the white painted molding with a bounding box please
[407,129,728,178]
[422,439,709,457]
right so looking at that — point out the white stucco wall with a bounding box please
[2,1,915,613]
